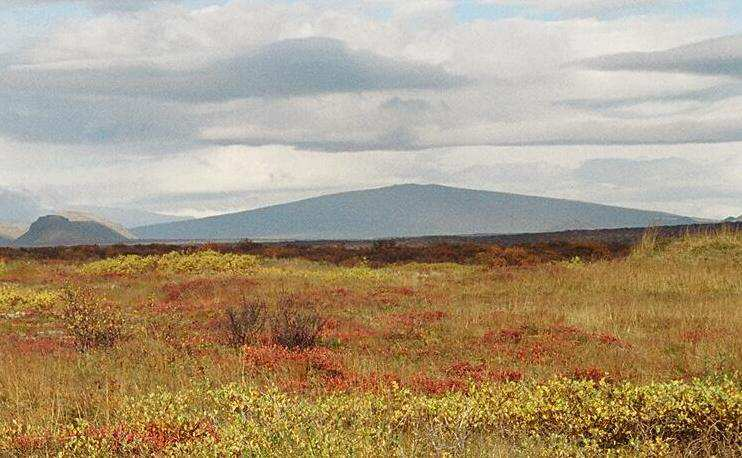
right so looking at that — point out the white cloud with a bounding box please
[484,0,680,17]
[3,1,183,13]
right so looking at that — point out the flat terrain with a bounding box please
[0,229,739,455]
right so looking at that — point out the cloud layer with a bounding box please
[0,0,740,219]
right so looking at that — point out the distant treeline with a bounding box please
[1,222,739,267]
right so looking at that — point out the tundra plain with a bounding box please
[0,229,739,456]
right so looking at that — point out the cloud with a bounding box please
[3,37,468,103]
[569,156,742,212]
[0,187,45,224]
[558,83,742,116]
[0,0,739,155]
[574,157,706,185]
[578,34,742,77]
[0,91,199,144]
[3,1,180,12]
[380,97,438,114]
[484,0,679,17]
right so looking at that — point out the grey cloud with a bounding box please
[0,91,198,144]
[207,116,742,152]
[207,127,421,153]
[381,97,435,114]
[559,83,742,114]
[0,187,45,224]
[488,118,742,147]
[4,38,468,103]
[578,34,742,77]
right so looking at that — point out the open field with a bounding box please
[0,228,739,456]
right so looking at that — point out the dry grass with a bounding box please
[0,229,739,455]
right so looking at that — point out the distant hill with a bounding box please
[133,184,698,241]
[13,215,131,247]
[65,206,192,228]
[724,215,742,223]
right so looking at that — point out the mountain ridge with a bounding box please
[133,184,698,241]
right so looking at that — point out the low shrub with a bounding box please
[22,376,739,456]
[58,287,126,351]
[270,296,326,349]
[222,298,266,348]
[80,250,261,276]
[0,284,62,313]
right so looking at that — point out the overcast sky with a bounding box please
[1,0,740,219]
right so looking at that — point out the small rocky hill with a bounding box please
[13,215,131,247]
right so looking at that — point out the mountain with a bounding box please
[59,211,136,240]
[724,215,742,223]
[65,206,192,228]
[13,215,131,247]
[133,184,698,241]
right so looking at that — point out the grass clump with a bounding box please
[633,227,742,262]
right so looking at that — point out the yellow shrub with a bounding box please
[0,284,62,313]
[40,376,740,456]
[80,251,260,276]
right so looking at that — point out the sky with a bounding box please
[1,0,741,220]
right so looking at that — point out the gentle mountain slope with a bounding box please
[133,184,697,241]
[13,215,131,247]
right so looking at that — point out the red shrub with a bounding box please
[573,367,611,383]
[243,345,344,376]
[409,374,467,395]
